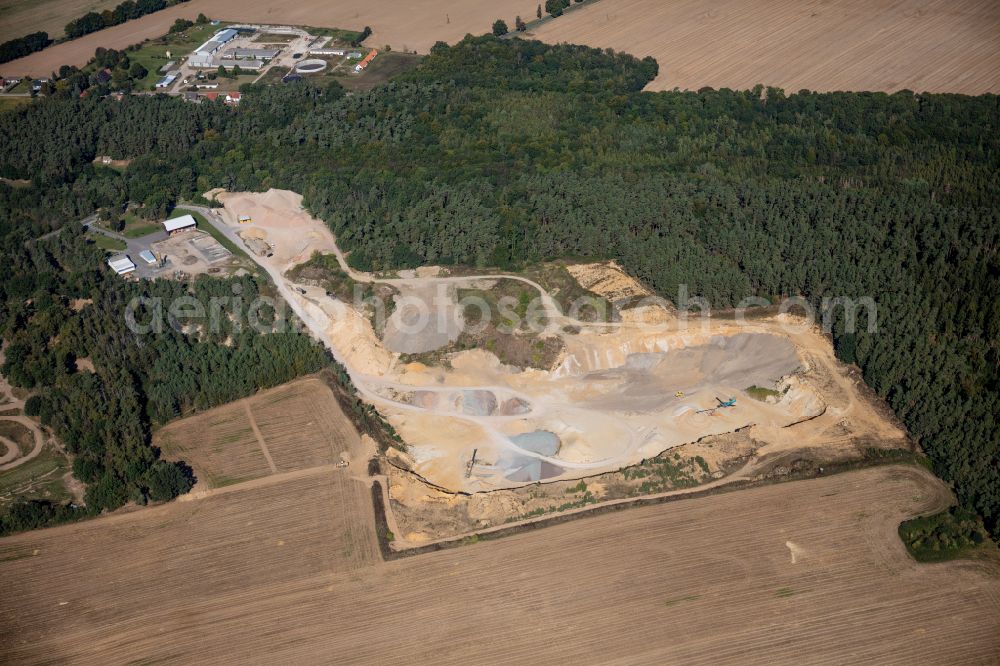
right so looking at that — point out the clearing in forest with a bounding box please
[156,375,360,489]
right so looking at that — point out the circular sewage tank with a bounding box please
[295,59,328,74]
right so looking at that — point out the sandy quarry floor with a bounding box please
[204,189,905,495]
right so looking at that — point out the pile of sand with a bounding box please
[218,189,339,270]
[567,262,651,302]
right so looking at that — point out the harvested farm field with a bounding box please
[530,0,1000,94]
[2,465,998,662]
[0,0,118,44]
[156,376,362,489]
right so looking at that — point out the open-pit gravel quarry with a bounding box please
[200,189,901,498]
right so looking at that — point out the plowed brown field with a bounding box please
[2,465,998,663]
[532,0,1000,94]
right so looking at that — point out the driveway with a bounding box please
[83,219,168,277]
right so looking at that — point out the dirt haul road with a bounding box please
[2,465,998,663]
[195,190,904,495]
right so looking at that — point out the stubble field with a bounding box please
[1,464,998,663]
[0,0,117,44]
[156,376,361,488]
[532,0,1000,94]
[4,0,999,94]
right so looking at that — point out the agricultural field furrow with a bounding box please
[156,376,360,487]
[252,379,358,471]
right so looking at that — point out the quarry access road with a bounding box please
[192,205,652,472]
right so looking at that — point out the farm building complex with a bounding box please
[188,29,239,68]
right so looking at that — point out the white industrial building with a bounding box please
[107,255,136,275]
[188,28,239,68]
[219,60,265,71]
[222,47,280,61]
[155,71,179,88]
[311,48,346,56]
[163,214,197,235]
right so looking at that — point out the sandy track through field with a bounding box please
[157,376,362,489]
[243,399,277,474]
[2,465,997,663]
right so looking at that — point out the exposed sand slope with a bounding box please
[2,465,998,663]
[531,0,1000,94]
[566,261,650,302]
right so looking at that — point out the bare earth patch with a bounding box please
[566,260,651,303]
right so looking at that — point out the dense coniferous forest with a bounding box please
[0,35,997,534]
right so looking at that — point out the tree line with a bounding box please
[0,32,50,65]
[0,0,188,69]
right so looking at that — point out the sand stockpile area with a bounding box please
[566,261,650,303]
[208,190,905,495]
[215,189,339,270]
